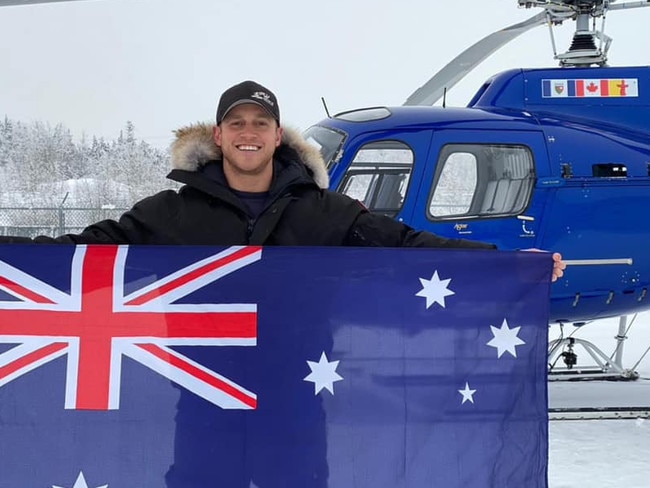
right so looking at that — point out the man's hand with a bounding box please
[551,252,566,282]
[523,249,567,282]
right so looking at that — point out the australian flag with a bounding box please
[0,244,551,488]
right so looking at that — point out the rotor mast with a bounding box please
[404,0,650,106]
[556,9,611,66]
[519,0,616,67]
[521,0,650,66]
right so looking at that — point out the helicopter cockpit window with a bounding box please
[428,144,534,220]
[302,125,346,170]
[337,140,413,218]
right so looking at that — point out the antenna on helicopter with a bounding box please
[321,97,332,118]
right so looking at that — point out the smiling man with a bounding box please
[213,81,283,192]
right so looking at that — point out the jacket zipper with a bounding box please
[246,219,254,239]
[245,193,292,243]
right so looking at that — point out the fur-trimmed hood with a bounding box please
[169,123,329,189]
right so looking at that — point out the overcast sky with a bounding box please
[0,0,648,148]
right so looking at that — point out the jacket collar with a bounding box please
[169,123,330,189]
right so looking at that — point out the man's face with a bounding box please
[214,103,282,188]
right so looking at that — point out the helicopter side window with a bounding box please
[428,144,534,220]
[429,152,478,216]
[337,141,413,218]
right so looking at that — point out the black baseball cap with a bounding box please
[216,80,280,125]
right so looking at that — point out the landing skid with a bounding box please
[550,406,650,420]
[548,316,640,381]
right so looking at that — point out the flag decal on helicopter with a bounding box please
[542,79,638,98]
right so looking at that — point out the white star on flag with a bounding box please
[458,382,477,404]
[303,351,343,395]
[487,318,525,358]
[52,471,108,488]
[415,270,455,309]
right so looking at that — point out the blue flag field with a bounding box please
[0,244,551,487]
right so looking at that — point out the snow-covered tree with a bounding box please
[0,117,174,212]
[0,115,14,167]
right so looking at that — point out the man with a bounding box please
[0,80,565,486]
[0,80,565,281]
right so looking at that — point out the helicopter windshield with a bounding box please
[302,125,346,169]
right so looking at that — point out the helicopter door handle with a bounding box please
[517,215,535,235]
[564,258,633,266]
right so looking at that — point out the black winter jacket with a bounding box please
[0,124,495,250]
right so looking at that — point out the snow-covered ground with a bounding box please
[548,312,650,487]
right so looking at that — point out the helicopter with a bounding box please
[303,0,650,379]
[3,0,648,380]
[305,0,650,323]
[5,0,648,328]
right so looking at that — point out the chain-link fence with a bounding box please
[0,207,129,238]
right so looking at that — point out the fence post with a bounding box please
[58,192,69,236]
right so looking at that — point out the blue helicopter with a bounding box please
[305,0,650,330]
[3,0,647,380]
[4,0,646,328]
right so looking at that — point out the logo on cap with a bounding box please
[251,91,274,106]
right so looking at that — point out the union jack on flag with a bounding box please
[0,245,261,411]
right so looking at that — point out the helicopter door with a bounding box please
[407,130,551,250]
[335,131,433,221]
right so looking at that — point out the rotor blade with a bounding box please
[403,11,547,106]
[608,0,650,10]
[0,0,88,6]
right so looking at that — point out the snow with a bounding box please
[0,178,132,210]
[548,311,650,487]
